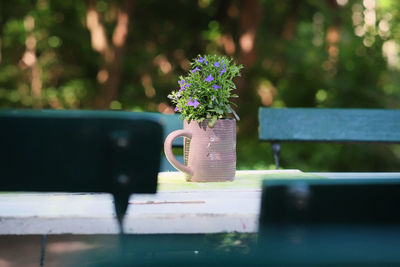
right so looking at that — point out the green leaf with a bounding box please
[209,116,217,128]
[230,102,238,107]
[231,108,240,121]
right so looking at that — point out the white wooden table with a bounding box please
[1,170,399,235]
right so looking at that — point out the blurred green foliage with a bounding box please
[0,0,399,171]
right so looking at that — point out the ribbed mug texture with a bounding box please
[183,119,236,182]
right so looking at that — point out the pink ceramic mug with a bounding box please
[164,119,236,182]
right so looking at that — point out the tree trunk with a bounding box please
[235,0,262,134]
[238,0,262,67]
[86,0,134,109]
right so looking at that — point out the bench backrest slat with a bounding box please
[259,108,400,143]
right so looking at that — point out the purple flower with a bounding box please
[179,82,191,91]
[174,106,181,112]
[198,56,208,65]
[178,80,186,90]
[212,84,220,90]
[214,62,220,67]
[212,96,215,101]
[192,67,200,74]
[205,74,214,82]
[187,97,200,108]
[219,64,226,76]
[169,92,181,100]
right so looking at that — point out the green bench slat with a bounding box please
[259,108,400,143]
[160,155,184,172]
[144,112,183,146]
[146,112,184,171]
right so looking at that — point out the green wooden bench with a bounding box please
[258,107,400,169]
[0,110,163,266]
[145,113,183,171]
[258,178,400,264]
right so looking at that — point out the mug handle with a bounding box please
[164,130,193,175]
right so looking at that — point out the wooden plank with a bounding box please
[157,170,320,191]
[1,171,399,234]
[0,191,261,234]
[0,170,305,235]
[259,108,400,142]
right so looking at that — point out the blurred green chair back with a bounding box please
[0,110,162,212]
[258,178,400,265]
[0,109,163,266]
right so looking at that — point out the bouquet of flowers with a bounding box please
[168,54,243,127]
